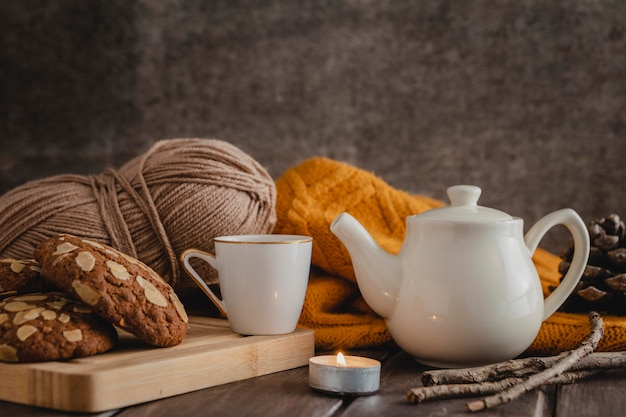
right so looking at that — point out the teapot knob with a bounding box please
[447,185,481,207]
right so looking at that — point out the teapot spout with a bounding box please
[330,212,401,319]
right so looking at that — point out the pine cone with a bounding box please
[555,213,626,314]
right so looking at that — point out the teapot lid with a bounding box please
[417,185,513,222]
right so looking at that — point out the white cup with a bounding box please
[181,234,312,335]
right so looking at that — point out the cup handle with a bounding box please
[181,249,228,317]
[524,208,590,321]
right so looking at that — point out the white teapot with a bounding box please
[330,185,589,367]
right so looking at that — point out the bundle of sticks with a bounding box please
[406,312,621,412]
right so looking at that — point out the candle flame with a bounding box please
[336,352,347,367]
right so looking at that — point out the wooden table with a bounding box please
[2,344,626,417]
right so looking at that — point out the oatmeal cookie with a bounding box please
[0,292,118,362]
[35,234,188,347]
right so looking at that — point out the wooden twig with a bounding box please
[466,311,604,412]
[407,369,601,404]
[423,351,626,387]
[422,353,569,386]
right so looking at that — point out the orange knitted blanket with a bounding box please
[274,157,626,355]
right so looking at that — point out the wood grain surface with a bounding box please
[3,347,626,417]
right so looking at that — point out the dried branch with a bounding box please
[466,311,604,412]
[408,369,601,404]
[422,353,569,386]
[423,351,626,387]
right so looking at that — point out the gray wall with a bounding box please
[1,0,625,252]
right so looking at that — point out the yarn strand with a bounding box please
[89,171,136,257]
[134,140,182,288]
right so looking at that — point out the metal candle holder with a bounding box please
[309,354,381,395]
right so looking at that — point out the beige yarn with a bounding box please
[0,138,277,299]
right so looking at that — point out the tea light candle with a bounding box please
[309,353,381,395]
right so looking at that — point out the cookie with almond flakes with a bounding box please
[0,292,118,362]
[0,259,57,295]
[34,234,188,347]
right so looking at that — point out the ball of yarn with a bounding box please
[0,138,276,299]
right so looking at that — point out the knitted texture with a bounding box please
[274,157,444,284]
[275,157,626,354]
[0,139,277,300]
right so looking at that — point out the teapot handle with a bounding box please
[524,208,590,321]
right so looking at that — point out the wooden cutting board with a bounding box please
[0,316,315,412]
